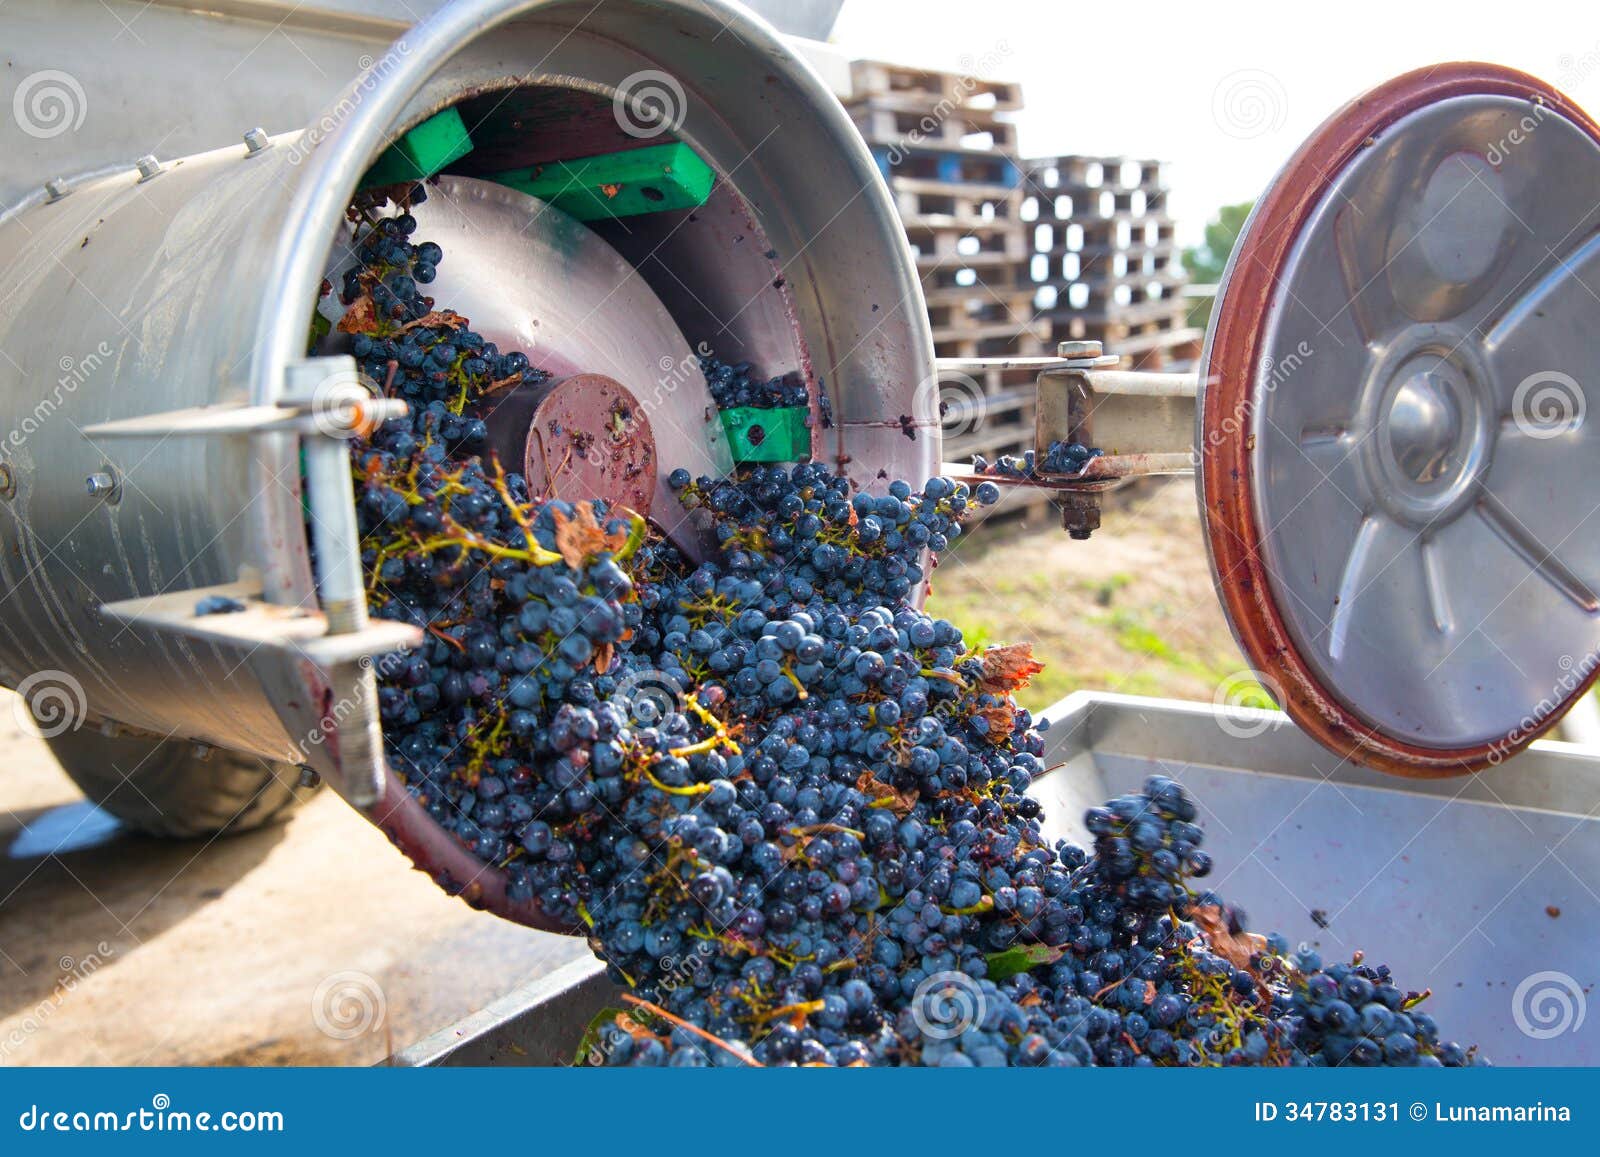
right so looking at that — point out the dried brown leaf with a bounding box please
[336,294,379,334]
[550,503,628,568]
[1192,904,1269,973]
[977,642,1045,694]
[855,770,919,817]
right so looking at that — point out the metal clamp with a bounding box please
[937,341,1199,539]
[84,358,413,807]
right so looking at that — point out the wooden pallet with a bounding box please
[850,99,1020,155]
[1024,155,1167,194]
[890,177,1020,230]
[850,60,1023,112]
[926,288,1047,345]
[932,327,1051,362]
[873,146,1019,188]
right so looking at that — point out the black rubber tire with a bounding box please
[44,729,313,838]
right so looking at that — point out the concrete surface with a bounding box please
[0,698,589,1066]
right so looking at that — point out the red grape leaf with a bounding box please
[977,642,1045,693]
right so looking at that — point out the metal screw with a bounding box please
[1058,490,1102,541]
[85,470,121,503]
[1058,340,1104,359]
[243,127,271,155]
[0,463,14,499]
[135,154,163,182]
[44,178,71,202]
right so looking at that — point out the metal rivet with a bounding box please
[0,463,15,499]
[44,178,71,202]
[1058,340,1104,359]
[243,127,271,155]
[85,470,121,503]
[135,154,163,182]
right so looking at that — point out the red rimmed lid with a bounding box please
[1200,64,1600,776]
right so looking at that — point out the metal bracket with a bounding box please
[81,357,411,807]
[97,580,422,668]
[937,341,1199,539]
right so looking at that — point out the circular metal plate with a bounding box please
[335,175,731,550]
[523,373,658,517]
[1200,64,1600,775]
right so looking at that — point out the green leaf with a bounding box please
[571,1006,635,1067]
[985,943,1063,981]
[306,309,331,353]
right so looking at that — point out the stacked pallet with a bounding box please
[1018,155,1203,371]
[846,60,1044,464]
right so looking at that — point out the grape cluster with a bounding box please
[701,354,809,410]
[973,440,1103,480]
[323,199,1480,1068]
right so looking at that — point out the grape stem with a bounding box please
[620,994,762,1066]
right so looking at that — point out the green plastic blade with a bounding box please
[361,107,474,189]
[492,142,715,221]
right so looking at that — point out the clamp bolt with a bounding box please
[44,178,71,202]
[243,127,271,155]
[85,470,121,503]
[1058,340,1104,360]
[135,155,163,182]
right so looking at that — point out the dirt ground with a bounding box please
[0,478,1246,1066]
[929,478,1252,711]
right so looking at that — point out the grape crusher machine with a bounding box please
[2,0,1598,1063]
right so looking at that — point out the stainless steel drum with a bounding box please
[1201,64,1600,775]
[0,0,934,917]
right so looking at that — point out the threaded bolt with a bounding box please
[44,178,70,202]
[135,154,163,182]
[85,470,120,502]
[243,127,271,155]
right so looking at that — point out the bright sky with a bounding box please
[832,0,1599,247]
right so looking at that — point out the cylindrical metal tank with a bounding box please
[0,0,936,864]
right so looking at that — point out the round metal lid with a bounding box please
[1200,64,1600,775]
